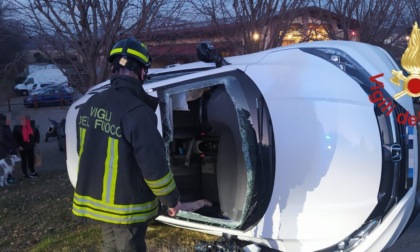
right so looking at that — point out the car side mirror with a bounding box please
[197,41,230,68]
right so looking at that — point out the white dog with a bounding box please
[0,155,21,187]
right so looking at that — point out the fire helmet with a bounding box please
[109,37,151,69]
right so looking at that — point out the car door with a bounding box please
[148,67,275,233]
[42,89,57,106]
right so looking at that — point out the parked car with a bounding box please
[66,41,419,252]
[24,88,73,108]
[30,84,74,96]
[30,82,55,94]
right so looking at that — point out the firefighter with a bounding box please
[72,37,182,252]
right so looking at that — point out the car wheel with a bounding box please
[64,100,72,106]
[21,90,28,96]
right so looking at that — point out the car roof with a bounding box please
[145,40,397,89]
[148,40,390,74]
[33,87,71,94]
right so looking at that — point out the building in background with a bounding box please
[146,6,360,67]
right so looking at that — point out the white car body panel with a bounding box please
[66,41,418,252]
[243,49,381,251]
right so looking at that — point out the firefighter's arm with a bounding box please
[123,106,181,209]
[168,201,182,216]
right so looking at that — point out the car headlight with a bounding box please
[319,217,381,252]
[329,55,346,71]
[299,47,373,91]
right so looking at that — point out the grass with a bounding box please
[0,83,230,252]
[0,171,219,252]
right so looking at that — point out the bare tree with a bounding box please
[188,0,308,54]
[355,0,406,58]
[181,0,239,56]
[322,0,361,40]
[11,0,186,93]
[397,0,420,58]
[405,0,420,24]
[321,0,407,58]
[0,0,26,83]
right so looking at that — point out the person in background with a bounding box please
[0,113,19,183]
[72,37,182,252]
[13,115,40,178]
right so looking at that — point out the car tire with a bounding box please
[21,90,28,96]
[64,100,72,106]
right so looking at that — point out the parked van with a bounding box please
[15,64,58,84]
[14,68,67,96]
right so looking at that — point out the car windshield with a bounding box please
[38,89,54,95]
[86,68,210,96]
[145,69,212,84]
[35,87,67,94]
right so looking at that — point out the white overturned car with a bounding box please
[66,40,418,251]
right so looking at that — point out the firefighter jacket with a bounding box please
[72,75,180,226]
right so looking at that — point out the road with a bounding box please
[0,96,70,175]
[385,201,420,251]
